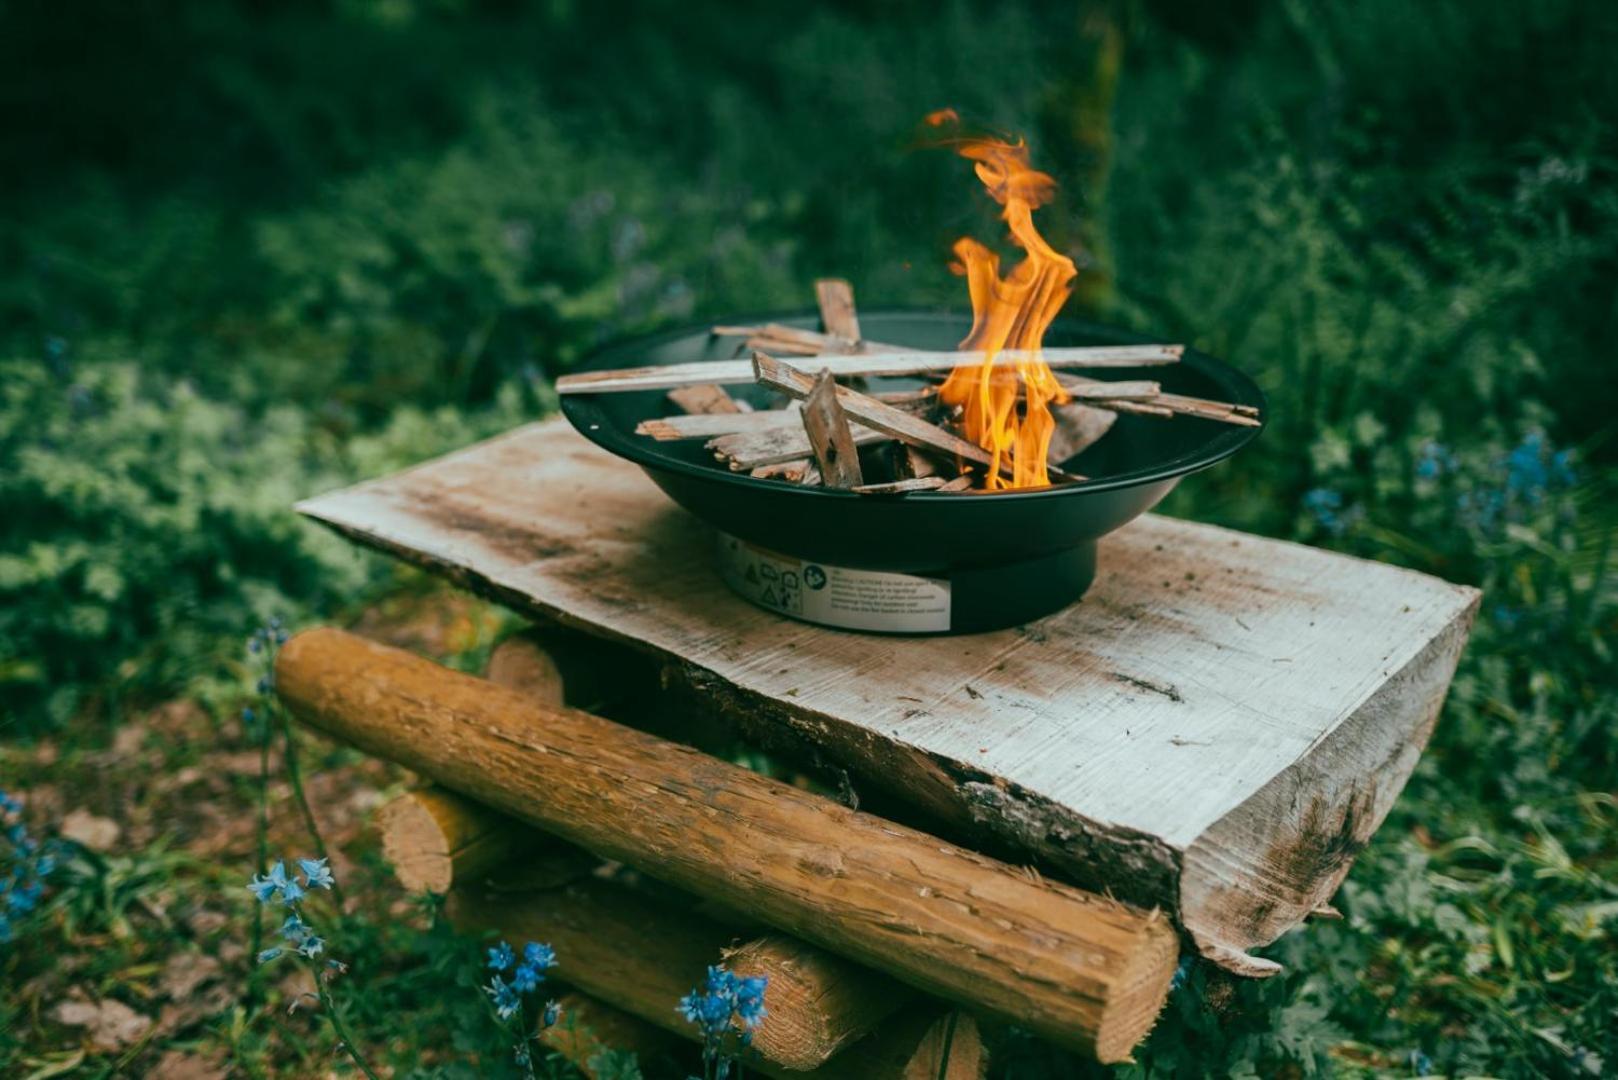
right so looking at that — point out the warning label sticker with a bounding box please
[717,534,950,633]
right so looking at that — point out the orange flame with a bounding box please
[935,129,1075,489]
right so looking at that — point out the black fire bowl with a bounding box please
[561,309,1265,634]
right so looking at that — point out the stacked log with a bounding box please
[282,627,1178,1063]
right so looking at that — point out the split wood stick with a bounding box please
[1048,403,1118,465]
[667,383,743,415]
[540,989,982,1080]
[637,407,802,441]
[936,474,975,492]
[755,353,1047,485]
[751,459,821,485]
[802,370,864,488]
[278,628,1179,1061]
[1061,379,1161,402]
[1096,398,1176,419]
[874,386,940,409]
[714,322,904,357]
[852,477,946,496]
[900,445,940,479]
[539,993,689,1078]
[815,278,863,347]
[557,343,1184,395]
[451,873,914,1071]
[708,421,888,471]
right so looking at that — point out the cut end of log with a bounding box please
[1093,911,1182,1064]
[377,790,463,894]
[723,933,911,1070]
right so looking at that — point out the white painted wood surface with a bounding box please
[297,419,1478,972]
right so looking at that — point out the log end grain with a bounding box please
[1092,909,1181,1064]
[724,933,912,1070]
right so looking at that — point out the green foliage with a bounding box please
[0,0,1615,1076]
[0,359,535,727]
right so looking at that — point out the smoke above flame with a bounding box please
[928,113,1075,489]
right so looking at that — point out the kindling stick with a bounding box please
[557,343,1184,395]
[277,628,1178,1061]
[801,369,865,488]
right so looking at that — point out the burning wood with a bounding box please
[753,352,1024,484]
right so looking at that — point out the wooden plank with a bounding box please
[280,628,1179,1061]
[801,370,865,488]
[556,343,1184,395]
[294,418,1481,974]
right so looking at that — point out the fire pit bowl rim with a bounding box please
[559,307,1266,502]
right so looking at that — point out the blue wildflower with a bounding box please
[1408,1049,1433,1076]
[485,975,522,1020]
[1303,487,1353,535]
[298,857,334,891]
[679,964,769,1058]
[247,861,291,904]
[1415,441,1454,480]
[258,946,285,964]
[488,940,516,972]
[512,964,540,993]
[542,999,561,1028]
[522,941,556,971]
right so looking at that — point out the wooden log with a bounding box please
[801,370,865,488]
[667,384,743,415]
[708,421,887,471]
[377,787,554,894]
[722,933,915,1069]
[936,474,975,492]
[450,873,914,1071]
[814,278,862,347]
[539,990,982,1080]
[278,628,1180,1061]
[556,344,1184,395]
[296,418,1481,976]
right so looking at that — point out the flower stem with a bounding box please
[317,976,383,1080]
[278,710,345,908]
[249,713,271,990]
